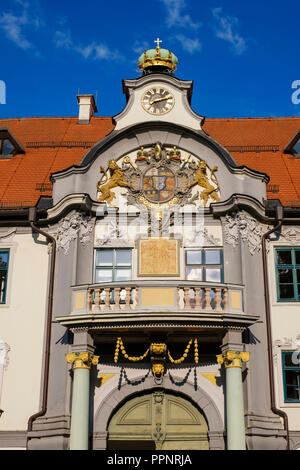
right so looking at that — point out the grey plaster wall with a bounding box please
[51,124,268,210]
[75,219,95,286]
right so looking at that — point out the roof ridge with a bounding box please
[205,116,300,121]
[0,116,113,121]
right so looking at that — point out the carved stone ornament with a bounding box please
[95,217,130,248]
[274,227,300,244]
[185,225,221,247]
[0,341,10,368]
[0,229,16,243]
[224,212,267,255]
[55,212,94,254]
[96,143,220,211]
[273,336,300,365]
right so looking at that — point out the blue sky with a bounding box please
[0,0,300,119]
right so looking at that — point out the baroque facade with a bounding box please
[0,41,300,450]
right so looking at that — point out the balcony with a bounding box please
[55,281,258,329]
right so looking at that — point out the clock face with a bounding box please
[142,87,175,115]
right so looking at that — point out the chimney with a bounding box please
[77,94,98,124]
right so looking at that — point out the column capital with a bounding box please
[216,350,249,369]
[66,351,99,370]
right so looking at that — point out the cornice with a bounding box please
[211,194,269,222]
[56,311,259,329]
[122,73,194,101]
[45,194,106,224]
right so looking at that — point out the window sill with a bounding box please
[281,402,300,407]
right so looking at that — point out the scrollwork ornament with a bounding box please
[224,212,267,255]
[55,212,94,254]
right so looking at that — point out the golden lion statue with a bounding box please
[97,160,132,205]
[187,159,220,206]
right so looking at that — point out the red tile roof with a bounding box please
[0,115,299,208]
[0,116,114,208]
[204,117,300,206]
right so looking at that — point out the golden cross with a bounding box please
[154,37,162,48]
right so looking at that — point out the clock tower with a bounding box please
[114,39,204,130]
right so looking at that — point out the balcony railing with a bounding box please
[70,281,244,315]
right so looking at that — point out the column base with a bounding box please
[27,414,71,450]
[245,413,287,450]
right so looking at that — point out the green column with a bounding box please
[66,352,99,450]
[217,351,249,450]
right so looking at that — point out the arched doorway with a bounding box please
[107,390,209,450]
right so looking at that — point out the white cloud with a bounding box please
[54,29,120,61]
[0,0,42,50]
[132,40,150,55]
[160,0,201,30]
[54,30,73,50]
[212,7,247,55]
[175,35,202,54]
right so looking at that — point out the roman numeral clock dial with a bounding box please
[142,87,175,115]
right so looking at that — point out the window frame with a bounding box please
[0,249,10,304]
[284,130,300,158]
[275,247,300,302]
[185,247,224,283]
[0,127,25,158]
[281,351,300,403]
[94,248,133,283]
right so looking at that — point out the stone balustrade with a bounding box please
[71,281,243,314]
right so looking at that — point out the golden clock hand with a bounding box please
[149,95,172,105]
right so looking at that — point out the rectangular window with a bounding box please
[185,248,223,282]
[282,351,300,402]
[275,247,300,301]
[94,248,132,283]
[0,250,9,304]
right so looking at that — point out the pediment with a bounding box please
[50,122,269,216]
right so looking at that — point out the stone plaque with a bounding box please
[138,238,179,276]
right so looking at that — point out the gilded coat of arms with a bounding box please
[96,142,220,209]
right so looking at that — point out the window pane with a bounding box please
[297,269,300,283]
[279,284,295,299]
[205,268,221,282]
[204,250,221,265]
[278,269,293,283]
[285,371,299,385]
[286,386,300,400]
[284,353,295,367]
[96,250,113,266]
[293,139,300,154]
[296,251,300,265]
[277,250,292,265]
[2,139,14,156]
[115,269,131,281]
[186,250,202,265]
[186,267,202,281]
[116,250,131,266]
[0,252,9,268]
[0,271,7,303]
[95,269,113,282]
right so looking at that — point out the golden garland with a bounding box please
[194,339,199,364]
[167,339,193,364]
[114,337,150,363]
[114,337,199,365]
